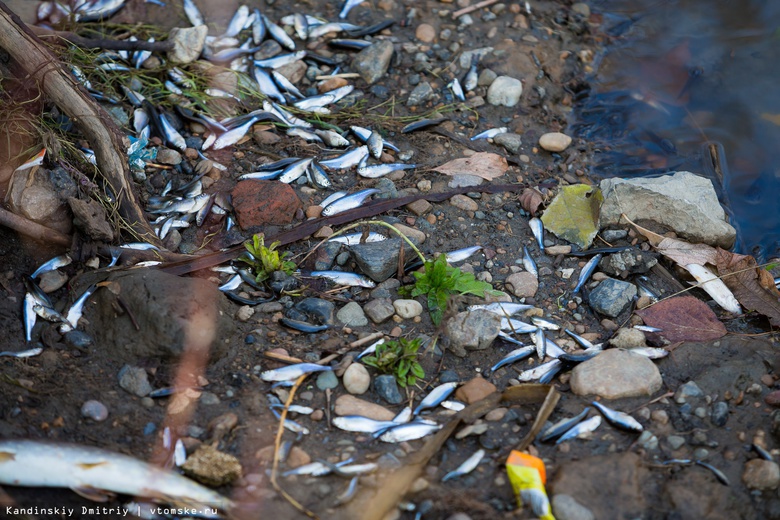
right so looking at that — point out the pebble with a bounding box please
[63,330,93,349]
[570,349,662,399]
[486,76,523,107]
[445,310,501,358]
[235,305,254,322]
[711,401,729,426]
[337,301,368,327]
[666,435,686,450]
[449,194,479,212]
[353,40,395,84]
[743,459,780,490]
[200,392,220,405]
[156,148,182,165]
[552,494,595,520]
[364,298,396,323]
[588,278,637,317]
[505,271,538,298]
[38,270,68,293]
[343,363,371,395]
[485,407,508,421]
[651,409,669,425]
[455,377,497,404]
[334,394,395,420]
[539,132,572,152]
[675,381,704,404]
[81,400,108,421]
[374,374,404,404]
[316,370,339,390]
[416,23,436,42]
[493,133,523,154]
[118,365,153,397]
[764,390,780,407]
[407,82,435,106]
[181,445,242,487]
[639,430,658,450]
[478,68,497,86]
[393,299,423,319]
[609,328,646,349]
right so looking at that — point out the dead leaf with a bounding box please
[656,237,718,266]
[541,184,603,249]
[715,248,780,326]
[636,296,727,342]
[433,152,508,180]
[621,214,664,246]
[519,187,544,215]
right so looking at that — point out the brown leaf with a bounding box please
[621,214,664,246]
[636,296,727,342]
[519,187,544,215]
[432,152,508,180]
[656,237,718,267]
[715,248,780,326]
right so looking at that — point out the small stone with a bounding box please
[181,444,242,487]
[316,370,339,390]
[407,82,435,106]
[81,400,108,421]
[337,301,369,327]
[765,390,780,407]
[374,374,404,405]
[609,328,646,349]
[38,270,68,293]
[364,298,396,323]
[156,148,182,165]
[311,409,324,421]
[552,494,595,520]
[455,377,497,404]
[406,199,432,216]
[505,271,538,298]
[335,394,395,420]
[493,133,523,154]
[667,435,686,450]
[393,223,426,244]
[743,459,780,490]
[639,430,659,450]
[416,23,436,42]
[546,245,572,255]
[445,310,501,357]
[486,76,523,107]
[651,409,669,425]
[318,76,349,93]
[63,330,93,349]
[485,407,508,421]
[449,194,479,211]
[675,381,704,404]
[588,278,637,317]
[538,132,572,152]
[235,305,254,322]
[343,363,371,395]
[353,40,395,84]
[393,299,423,319]
[118,365,153,397]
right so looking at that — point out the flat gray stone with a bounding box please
[68,197,114,242]
[600,171,737,248]
[337,301,368,327]
[445,310,501,357]
[552,494,595,520]
[118,365,152,397]
[407,82,434,106]
[363,298,395,323]
[168,25,208,64]
[570,349,663,399]
[352,40,394,84]
[350,238,419,282]
[588,278,636,317]
[493,133,523,154]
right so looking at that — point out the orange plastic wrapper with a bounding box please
[506,451,555,520]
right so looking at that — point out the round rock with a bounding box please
[416,23,436,42]
[486,76,523,107]
[505,271,538,298]
[343,363,371,395]
[393,299,423,319]
[539,132,572,152]
[569,349,662,399]
[743,459,780,490]
[81,400,109,421]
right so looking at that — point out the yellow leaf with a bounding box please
[541,185,602,249]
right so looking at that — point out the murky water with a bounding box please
[574,0,780,260]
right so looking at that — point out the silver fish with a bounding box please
[31,254,71,279]
[251,9,266,43]
[0,347,43,358]
[33,303,66,324]
[522,245,537,279]
[307,161,332,188]
[355,338,384,360]
[294,93,335,111]
[440,400,466,412]
[463,54,479,92]
[517,359,561,382]
[183,0,204,26]
[329,232,386,245]
[339,0,364,19]
[224,5,249,38]
[309,22,360,39]
[470,127,507,141]
[319,146,369,170]
[269,404,314,415]
[238,170,282,181]
[591,401,643,432]
[531,316,559,331]
[313,129,349,147]
[413,382,459,415]
[321,187,378,216]
[21,293,35,341]
[556,415,602,444]
[327,462,378,476]
[500,317,537,334]
[467,302,534,316]
[134,38,153,68]
[367,130,383,158]
[269,70,303,99]
[445,245,482,263]
[218,274,241,293]
[333,476,359,507]
[572,254,602,294]
[378,422,442,443]
[279,158,314,184]
[270,408,310,435]
[293,13,309,40]
[287,127,323,143]
[260,362,333,382]
[441,449,484,482]
[625,346,669,359]
[357,162,416,178]
[392,407,413,424]
[695,460,730,486]
[253,66,286,103]
[159,113,187,152]
[634,325,663,333]
[533,328,546,359]
[490,345,535,372]
[539,407,591,442]
[529,217,545,251]
[448,78,465,102]
[497,331,526,345]
[213,117,258,150]
[118,242,160,251]
[63,284,97,329]
[350,125,400,152]
[282,458,354,477]
[544,337,566,358]
[263,14,296,51]
[564,328,595,349]
[254,50,307,69]
[320,191,349,208]
[308,270,376,288]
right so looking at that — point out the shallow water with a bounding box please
[574,0,780,260]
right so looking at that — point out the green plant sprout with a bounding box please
[362,337,425,388]
[240,234,296,282]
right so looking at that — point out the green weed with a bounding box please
[240,234,296,282]
[362,337,425,388]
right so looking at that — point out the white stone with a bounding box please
[342,363,371,395]
[539,132,572,152]
[570,349,662,399]
[168,25,208,64]
[486,76,523,107]
[393,299,423,319]
[235,305,254,322]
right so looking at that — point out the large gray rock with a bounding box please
[350,238,419,282]
[569,349,663,399]
[79,269,231,362]
[167,25,208,64]
[6,167,72,235]
[599,172,736,248]
[352,40,394,85]
[445,310,501,357]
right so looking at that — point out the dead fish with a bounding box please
[500,317,537,334]
[392,407,413,424]
[31,254,71,279]
[0,439,232,512]
[633,324,663,333]
[263,14,296,51]
[530,316,559,331]
[321,187,378,216]
[467,302,533,315]
[319,146,369,170]
[74,0,127,22]
[533,328,546,359]
[448,77,465,102]
[517,359,562,382]
[401,117,447,133]
[224,5,249,38]
[328,232,386,245]
[572,254,602,294]
[270,407,310,435]
[158,113,187,152]
[254,51,308,69]
[282,459,354,477]
[260,362,333,382]
[0,347,43,358]
[350,125,400,152]
[462,54,479,92]
[490,345,535,372]
[213,116,258,150]
[22,295,40,341]
[685,263,742,314]
[251,8,266,43]
[355,338,384,360]
[33,303,67,324]
[556,415,602,444]
[695,460,730,486]
[377,422,442,443]
[308,22,361,39]
[307,161,332,188]
[62,284,97,330]
[292,13,309,40]
[591,401,643,432]
[528,217,545,251]
[287,127,323,143]
[564,328,595,349]
[294,93,336,111]
[339,0,364,18]
[278,158,314,184]
[253,66,286,103]
[445,245,483,263]
[324,462,378,477]
[269,403,314,415]
[183,0,204,26]
[440,400,466,412]
[320,190,349,208]
[470,127,507,141]
[357,162,416,178]
[625,346,669,359]
[308,270,376,288]
[314,129,349,147]
[333,416,396,433]
[442,449,484,482]
[539,407,591,442]
[413,382,459,415]
[333,476,359,506]
[367,130,384,158]
[278,318,331,333]
[522,245,537,279]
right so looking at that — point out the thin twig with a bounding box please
[452,0,500,18]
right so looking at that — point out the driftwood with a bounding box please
[0,2,160,246]
[0,205,71,247]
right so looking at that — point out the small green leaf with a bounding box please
[411,363,425,379]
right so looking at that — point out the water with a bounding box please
[573,0,780,260]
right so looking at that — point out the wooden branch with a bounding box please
[30,26,174,52]
[0,206,72,247]
[0,2,161,246]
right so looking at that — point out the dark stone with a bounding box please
[374,374,403,404]
[711,401,729,426]
[588,278,637,317]
[350,238,419,282]
[313,242,342,271]
[599,250,659,277]
[268,271,299,294]
[63,330,93,350]
[439,369,460,384]
[295,297,336,325]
